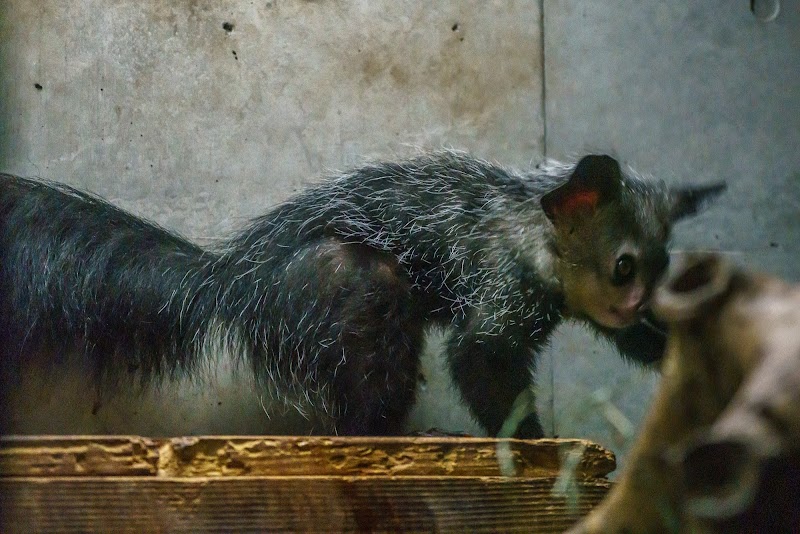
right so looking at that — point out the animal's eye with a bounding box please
[612,254,637,286]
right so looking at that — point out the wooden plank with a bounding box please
[0,436,614,531]
[0,436,161,477]
[0,476,611,533]
[1,436,615,479]
[157,436,614,478]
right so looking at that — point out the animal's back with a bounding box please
[226,151,552,316]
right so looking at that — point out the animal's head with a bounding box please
[541,155,725,329]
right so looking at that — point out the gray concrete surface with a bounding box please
[1,0,543,241]
[1,0,798,471]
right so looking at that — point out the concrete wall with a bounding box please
[1,1,797,467]
[1,0,543,239]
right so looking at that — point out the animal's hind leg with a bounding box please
[279,239,424,435]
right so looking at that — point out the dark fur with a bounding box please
[0,151,723,437]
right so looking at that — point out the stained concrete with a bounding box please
[0,0,543,241]
[1,0,798,471]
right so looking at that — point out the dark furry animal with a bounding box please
[0,152,724,437]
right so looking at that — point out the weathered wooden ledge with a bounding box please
[0,436,615,532]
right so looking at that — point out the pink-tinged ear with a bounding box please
[541,155,622,222]
[669,182,727,222]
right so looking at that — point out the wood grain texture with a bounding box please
[1,436,615,478]
[0,436,161,476]
[0,476,611,533]
[0,436,615,532]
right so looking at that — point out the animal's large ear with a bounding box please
[541,155,622,223]
[669,182,727,222]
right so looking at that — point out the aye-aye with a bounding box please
[0,152,724,437]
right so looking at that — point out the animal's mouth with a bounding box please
[607,305,640,327]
